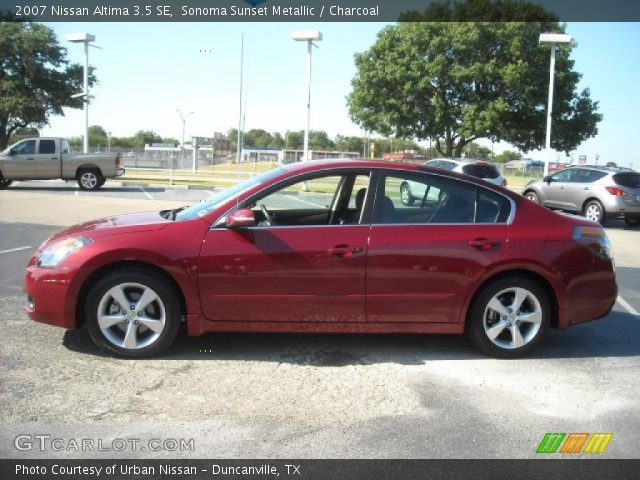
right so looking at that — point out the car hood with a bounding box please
[42,211,171,246]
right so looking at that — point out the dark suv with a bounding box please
[522,166,640,226]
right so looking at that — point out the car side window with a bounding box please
[38,140,56,154]
[12,140,36,155]
[586,170,607,182]
[551,169,574,182]
[60,139,70,154]
[376,172,511,225]
[245,172,371,227]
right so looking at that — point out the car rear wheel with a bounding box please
[86,268,181,358]
[467,277,550,358]
[77,169,104,191]
[0,177,13,189]
[524,191,539,203]
[400,182,415,206]
[583,200,606,225]
[624,216,640,227]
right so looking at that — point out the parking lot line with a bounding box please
[139,186,154,200]
[616,295,640,317]
[0,246,32,254]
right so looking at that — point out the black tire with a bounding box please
[0,175,12,189]
[583,199,606,225]
[400,182,415,206]
[524,191,539,203]
[467,276,550,359]
[85,268,181,358]
[77,169,104,191]
[97,177,106,188]
[624,216,640,228]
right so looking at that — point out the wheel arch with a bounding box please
[75,260,188,328]
[464,269,560,331]
[582,196,604,212]
[75,164,104,177]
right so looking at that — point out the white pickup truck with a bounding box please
[0,137,125,190]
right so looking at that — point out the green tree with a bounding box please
[88,125,107,149]
[131,130,161,149]
[309,130,336,150]
[495,149,522,163]
[284,130,304,150]
[336,135,364,153]
[347,21,601,158]
[0,20,96,149]
[464,142,493,160]
[7,126,39,144]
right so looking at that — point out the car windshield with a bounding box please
[462,163,500,179]
[175,166,287,221]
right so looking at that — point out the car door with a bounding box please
[1,139,37,178]
[542,169,575,208]
[366,170,510,324]
[33,139,60,178]
[562,169,607,212]
[197,170,373,323]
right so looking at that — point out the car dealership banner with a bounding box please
[1,0,639,22]
[3,459,640,480]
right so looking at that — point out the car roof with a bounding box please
[566,165,634,173]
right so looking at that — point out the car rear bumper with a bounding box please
[603,195,640,217]
[116,167,126,177]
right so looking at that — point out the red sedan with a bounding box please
[23,160,617,358]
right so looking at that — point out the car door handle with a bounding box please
[559,186,565,189]
[468,238,499,251]
[26,157,34,160]
[328,245,363,258]
[50,157,58,160]
[583,187,590,190]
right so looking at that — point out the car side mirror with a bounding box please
[543,175,552,183]
[8,149,16,156]
[226,209,256,228]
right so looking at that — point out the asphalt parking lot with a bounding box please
[1,180,639,459]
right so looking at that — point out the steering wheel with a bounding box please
[259,204,275,226]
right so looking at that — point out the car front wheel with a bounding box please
[524,191,539,203]
[85,268,181,358]
[583,200,606,225]
[467,277,550,358]
[0,177,13,189]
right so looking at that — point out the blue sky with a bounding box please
[41,22,640,169]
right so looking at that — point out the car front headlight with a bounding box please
[37,236,93,268]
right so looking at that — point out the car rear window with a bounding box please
[613,173,640,188]
[462,164,500,179]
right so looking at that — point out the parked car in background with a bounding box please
[522,166,640,226]
[24,160,617,359]
[0,137,124,190]
[399,158,506,206]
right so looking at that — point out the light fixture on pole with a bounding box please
[66,32,97,154]
[292,30,322,163]
[176,109,194,169]
[539,32,572,177]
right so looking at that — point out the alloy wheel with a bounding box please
[96,282,166,350]
[482,287,543,350]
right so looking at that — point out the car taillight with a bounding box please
[573,225,613,260]
[501,178,507,187]
[115,154,121,168]
[605,186,627,196]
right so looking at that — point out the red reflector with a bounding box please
[605,186,627,196]
[115,154,121,167]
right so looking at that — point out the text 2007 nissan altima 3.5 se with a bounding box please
[23,160,617,358]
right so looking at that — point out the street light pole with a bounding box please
[107,131,111,152]
[292,31,322,162]
[176,109,193,169]
[66,33,96,154]
[539,33,572,177]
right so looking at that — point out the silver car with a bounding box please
[522,166,640,226]
[400,158,506,206]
